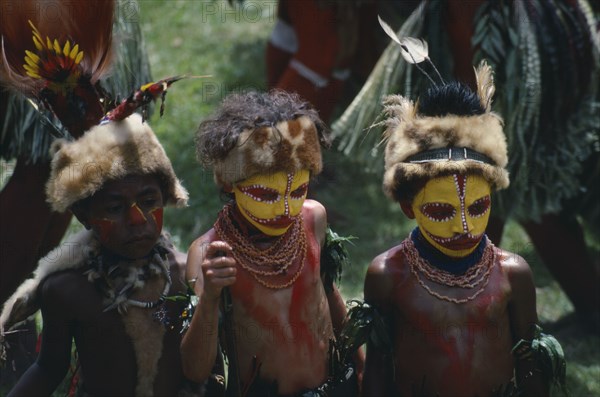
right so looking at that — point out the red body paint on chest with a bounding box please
[229,210,320,347]
[415,313,476,393]
[288,212,319,345]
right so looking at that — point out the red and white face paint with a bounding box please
[85,175,164,259]
[233,170,310,236]
[412,174,492,257]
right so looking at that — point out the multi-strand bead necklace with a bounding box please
[214,204,307,289]
[404,236,495,304]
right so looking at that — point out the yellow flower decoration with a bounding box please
[23,20,84,86]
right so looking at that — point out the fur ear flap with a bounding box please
[475,60,495,112]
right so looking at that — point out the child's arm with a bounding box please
[363,256,395,396]
[327,283,366,386]
[312,200,366,386]
[507,253,548,396]
[8,276,74,396]
[311,200,346,334]
[181,233,235,383]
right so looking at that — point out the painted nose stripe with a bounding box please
[129,203,147,225]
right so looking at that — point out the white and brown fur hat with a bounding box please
[382,61,509,201]
[46,113,188,212]
[196,90,329,187]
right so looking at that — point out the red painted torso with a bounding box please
[386,242,514,396]
[216,202,333,395]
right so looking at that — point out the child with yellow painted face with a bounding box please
[182,90,363,396]
[362,62,563,396]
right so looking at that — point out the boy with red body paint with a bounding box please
[1,114,195,396]
[182,90,363,396]
[362,63,554,396]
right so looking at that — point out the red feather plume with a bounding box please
[0,0,115,136]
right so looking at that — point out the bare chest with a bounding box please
[228,261,333,393]
[73,277,183,395]
[390,258,515,395]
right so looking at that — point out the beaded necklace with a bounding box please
[411,228,486,275]
[404,234,495,304]
[84,238,172,314]
[214,203,307,289]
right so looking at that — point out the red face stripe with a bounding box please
[128,203,147,225]
[149,207,163,232]
[454,174,466,198]
[89,218,116,244]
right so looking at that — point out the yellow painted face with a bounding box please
[233,170,310,236]
[412,173,491,257]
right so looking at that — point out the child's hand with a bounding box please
[201,241,236,302]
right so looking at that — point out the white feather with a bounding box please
[378,15,402,45]
[378,16,428,64]
[475,60,495,112]
[399,37,429,64]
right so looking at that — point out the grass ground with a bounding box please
[138,1,598,395]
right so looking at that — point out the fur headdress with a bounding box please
[46,113,188,212]
[382,61,509,201]
[196,90,329,187]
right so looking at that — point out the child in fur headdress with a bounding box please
[182,90,363,396]
[362,62,565,396]
[0,2,208,394]
[0,113,196,396]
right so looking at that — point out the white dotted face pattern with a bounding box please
[412,173,491,257]
[233,170,309,236]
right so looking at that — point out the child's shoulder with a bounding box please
[368,243,409,275]
[187,228,219,265]
[494,246,531,274]
[303,199,326,215]
[38,269,96,310]
[188,227,219,248]
[365,244,409,304]
[493,246,535,291]
[302,199,327,240]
